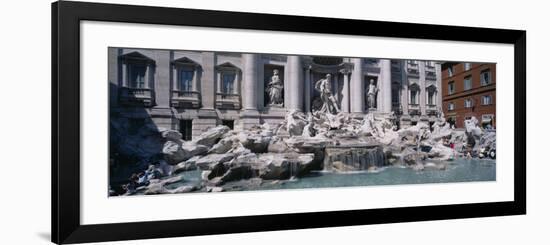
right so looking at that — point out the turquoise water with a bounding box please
[255,158,495,190]
[169,158,496,192]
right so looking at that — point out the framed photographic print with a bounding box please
[52,1,526,244]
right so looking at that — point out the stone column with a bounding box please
[149,50,173,129]
[145,64,151,89]
[172,65,178,90]
[350,58,365,113]
[340,69,350,113]
[216,73,222,93]
[108,48,119,106]
[192,68,199,91]
[332,73,338,96]
[242,54,259,110]
[201,52,216,109]
[401,60,409,116]
[154,50,171,108]
[287,55,303,111]
[380,59,392,114]
[121,62,128,87]
[304,66,312,113]
[194,52,218,139]
[419,62,427,116]
[435,62,443,111]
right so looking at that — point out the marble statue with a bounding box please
[314,74,340,114]
[367,79,378,109]
[265,69,284,105]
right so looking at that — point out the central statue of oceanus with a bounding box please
[314,74,340,114]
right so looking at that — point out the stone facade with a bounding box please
[109,48,443,139]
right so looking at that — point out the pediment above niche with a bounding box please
[215,62,240,71]
[409,82,420,90]
[408,78,420,85]
[426,84,438,91]
[172,57,201,68]
[119,51,155,64]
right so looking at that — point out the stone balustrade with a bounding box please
[171,90,201,108]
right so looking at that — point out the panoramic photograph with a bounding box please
[108,47,496,196]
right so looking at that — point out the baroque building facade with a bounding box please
[108,48,442,140]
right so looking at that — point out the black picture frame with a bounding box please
[52,1,526,244]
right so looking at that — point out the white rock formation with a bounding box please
[464,117,483,138]
[431,118,453,141]
[257,153,315,179]
[282,110,308,136]
[162,140,208,165]
[195,153,236,170]
[193,125,230,147]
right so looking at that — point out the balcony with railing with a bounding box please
[171,90,201,108]
[215,93,241,109]
[408,103,421,115]
[426,104,438,116]
[425,71,437,80]
[425,63,435,70]
[119,87,154,106]
[406,63,419,77]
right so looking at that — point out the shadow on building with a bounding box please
[108,72,164,195]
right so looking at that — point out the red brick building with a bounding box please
[441,62,496,129]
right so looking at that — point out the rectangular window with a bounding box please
[481,70,491,86]
[410,91,418,104]
[179,69,194,91]
[464,99,473,108]
[179,120,192,141]
[428,91,435,105]
[464,76,472,90]
[482,95,492,105]
[448,82,455,94]
[464,62,472,70]
[425,61,434,67]
[448,102,455,111]
[128,64,146,88]
[222,73,236,94]
[447,67,453,77]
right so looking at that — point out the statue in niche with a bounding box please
[265,69,284,106]
[366,79,378,109]
[314,74,340,114]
